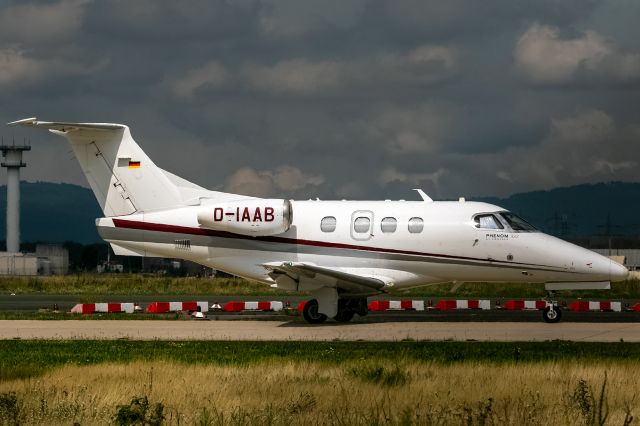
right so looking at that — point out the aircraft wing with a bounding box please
[264,262,387,295]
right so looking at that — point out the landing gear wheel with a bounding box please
[333,298,355,323]
[333,310,355,323]
[542,305,562,323]
[303,299,327,324]
[352,297,368,317]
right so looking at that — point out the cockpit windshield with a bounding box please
[474,214,504,230]
[499,212,538,232]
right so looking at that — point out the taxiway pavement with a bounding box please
[1,320,639,342]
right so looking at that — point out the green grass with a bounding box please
[0,274,296,296]
[390,279,640,299]
[2,340,640,381]
[1,274,639,299]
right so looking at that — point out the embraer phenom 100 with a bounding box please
[9,118,629,323]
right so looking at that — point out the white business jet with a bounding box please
[9,118,629,323]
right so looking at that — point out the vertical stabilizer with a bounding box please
[8,119,183,216]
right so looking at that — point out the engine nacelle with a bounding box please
[197,199,292,237]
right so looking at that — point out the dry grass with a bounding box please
[0,360,638,425]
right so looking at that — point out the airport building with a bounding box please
[0,252,38,275]
[592,249,640,271]
[35,244,69,275]
[0,244,69,276]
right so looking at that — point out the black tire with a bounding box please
[333,310,355,323]
[302,299,328,324]
[542,305,562,323]
[352,297,368,317]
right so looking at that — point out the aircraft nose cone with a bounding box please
[610,259,629,282]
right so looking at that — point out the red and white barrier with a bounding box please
[222,301,283,312]
[435,299,490,310]
[146,301,208,313]
[71,303,135,314]
[568,301,622,312]
[368,300,425,311]
[503,300,549,310]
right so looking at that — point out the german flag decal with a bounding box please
[128,161,141,168]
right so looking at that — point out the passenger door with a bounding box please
[474,213,509,261]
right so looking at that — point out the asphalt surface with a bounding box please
[0,294,639,323]
[1,320,639,341]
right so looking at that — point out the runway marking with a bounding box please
[1,320,639,342]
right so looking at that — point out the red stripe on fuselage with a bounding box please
[110,218,559,270]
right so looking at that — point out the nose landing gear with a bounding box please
[542,291,562,323]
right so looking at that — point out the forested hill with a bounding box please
[0,182,102,243]
[0,181,638,243]
[475,182,640,237]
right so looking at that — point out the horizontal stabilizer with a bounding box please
[8,117,124,131]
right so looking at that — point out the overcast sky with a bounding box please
[1,0,639,200]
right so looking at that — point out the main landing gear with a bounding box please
[302,298,368,324]
[302,299,328,324]
[333,298,368,323]
[542,291,562,323]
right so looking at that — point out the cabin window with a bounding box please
[353,217,371,233]
[408,217,424,233]
[474,214,504,230]
[320,216,337,232]
[380,217,397,233]
[499,212,537,232]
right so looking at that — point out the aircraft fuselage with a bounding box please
[97,199,627,290]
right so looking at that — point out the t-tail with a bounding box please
[8,117,243,216]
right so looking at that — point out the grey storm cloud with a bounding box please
[1,0,639,200]
[514,23,640,86]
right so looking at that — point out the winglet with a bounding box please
[7,117,37,127]
[412,188,433,202]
